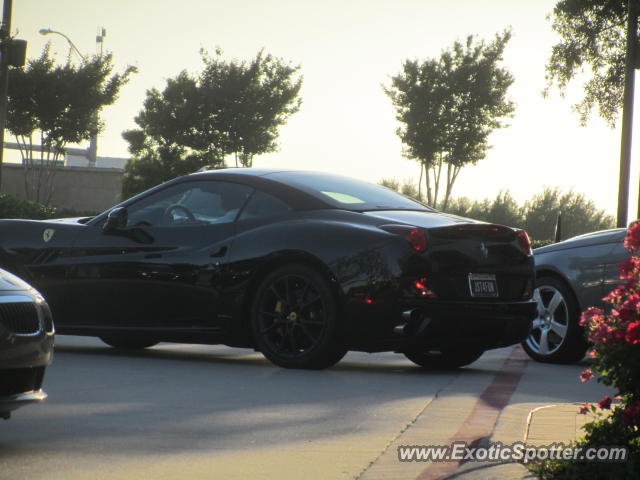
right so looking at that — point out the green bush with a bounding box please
[0,193,57,219]
[378,180,615,243]
[0,194,98,220]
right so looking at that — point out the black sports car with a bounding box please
[0,169,536,369]
[1,267,54,419]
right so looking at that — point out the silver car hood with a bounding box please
[0,268,34,293]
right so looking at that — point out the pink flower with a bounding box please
[580,368,593,382]
[597,396,612,410]
[619,257,640,280]
[621,400,640,427]
[616,293,640,324]
[588,350,596,358]
[604,287,624,305]
[580,307,604,327]
[625,321,640,345]
[579,403,590,414]
[624,222,640,253]
[589,321,612,344]
[611,329,625,343]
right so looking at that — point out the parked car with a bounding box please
[524,227,628,363]
[0,169,535,369]
[0,267,54,420]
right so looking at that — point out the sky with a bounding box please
[11,0,640,220]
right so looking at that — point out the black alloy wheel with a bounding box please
[404,348,485,369]
[99,335,158,350]
[251,264,347,369]
[522,276,588,364]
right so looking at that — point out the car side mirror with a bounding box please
[103,207,128,233]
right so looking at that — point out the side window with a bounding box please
[238,190,292,222]
[126,181,253,227]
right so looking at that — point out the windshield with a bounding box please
[266,171,433,211]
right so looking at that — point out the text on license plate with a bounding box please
[468,273,498,297]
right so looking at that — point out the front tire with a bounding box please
[251,264,347,369]
[403,348,484,369]
[100,335,158,350]
[521,276,588,364]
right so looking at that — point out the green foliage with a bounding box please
[0,193,57,219]
[123,48,302,197]
[6,45,135,204]
[379,178,423,202]
[531,411,640,479]
[0,194,98,220]
[446,190,525,228]
[379,179,614,241]
[545,0,628,126]
[384,31,514,208]
[523,187,615,240]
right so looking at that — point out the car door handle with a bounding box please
[210,246,228,258]
[144,253,162,259]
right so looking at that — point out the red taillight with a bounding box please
[517,230,532,256]
[380,224,427,252]
[414,278,427,290]
[413,277,437,298]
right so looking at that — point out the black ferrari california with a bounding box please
[0,169,536,369]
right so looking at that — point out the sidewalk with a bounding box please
[448,402,592,479]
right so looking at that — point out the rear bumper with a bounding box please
[398,298,536,349]
[347,298,536,353]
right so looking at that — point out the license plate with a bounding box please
[468,273,498,297]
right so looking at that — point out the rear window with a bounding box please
[266,171,432,211]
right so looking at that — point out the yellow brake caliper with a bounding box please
[275,301,284,336]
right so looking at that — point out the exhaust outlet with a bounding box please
[394,309,430,335]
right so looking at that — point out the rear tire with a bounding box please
[521,276,588,364]
[100,335,158,350]
[403,348,484,369]
[251,264,347,369]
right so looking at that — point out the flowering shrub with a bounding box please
[579,223,640,413]
[533,223,640,479]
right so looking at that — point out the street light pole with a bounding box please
[619,0,639,227]
[38,28,85,61]
[39,27,98,166]
[0,0,13,190]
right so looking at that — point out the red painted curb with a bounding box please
[416,346,530,480]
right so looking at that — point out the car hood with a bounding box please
[362,210,482,229]
[0,268,35,293]
[535,228,626,254]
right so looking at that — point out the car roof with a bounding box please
[192,167,287,177]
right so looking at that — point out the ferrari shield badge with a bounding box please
[43,228,55,243]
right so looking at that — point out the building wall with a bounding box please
[1,163,123,213]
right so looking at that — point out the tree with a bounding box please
[545,0,629,126]
[379,177,424,202]
[443,191,525,228]
[6,45,135,204]
[381,178,614,240]
[523,187,615,240]
[384,30,515,209]
[123,49,302,197]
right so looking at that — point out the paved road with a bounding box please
[1,336,612,480]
